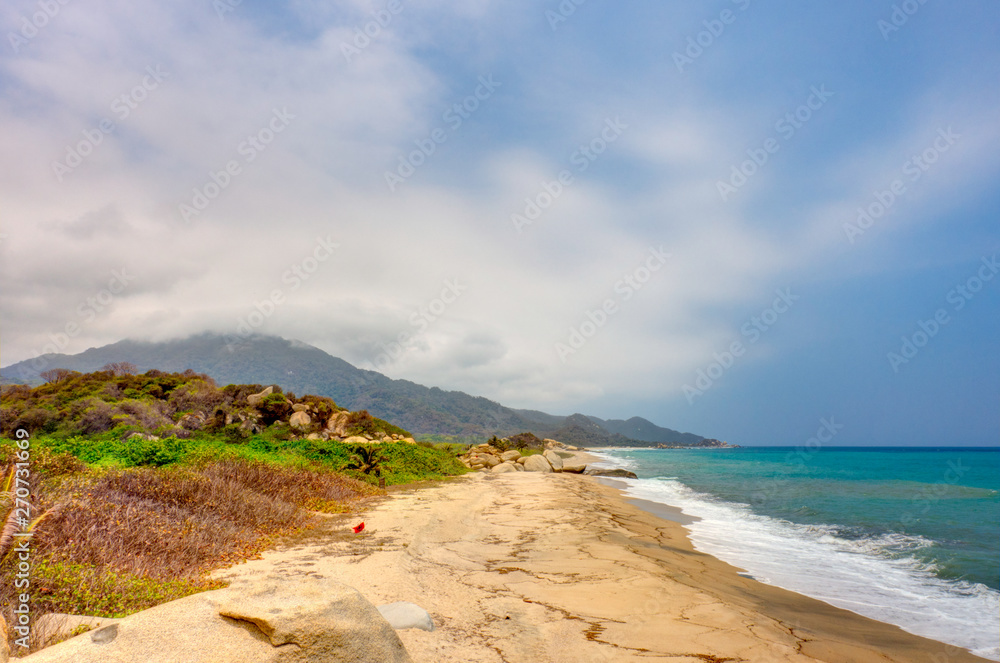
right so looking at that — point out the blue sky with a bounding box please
[1,0,998,445]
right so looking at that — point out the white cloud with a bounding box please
[1,0,997,432]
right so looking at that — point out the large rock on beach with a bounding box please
[543,450,564,471]
[561,464,587,474]
[20,577,411,663]
[500,450,522,462]
[522,455,553,473]
[492,461,518,474]
[478,454,501,468]
[585,468,639,479]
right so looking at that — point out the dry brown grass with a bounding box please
[35,459,381,578]
[1,458,382,653]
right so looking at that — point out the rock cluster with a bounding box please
[458,438,587,474]
[179,386,416,445]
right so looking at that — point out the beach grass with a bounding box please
[0,432,467,653]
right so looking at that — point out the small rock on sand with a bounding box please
[376,602,435,632]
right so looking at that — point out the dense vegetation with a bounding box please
[0,368,468,652]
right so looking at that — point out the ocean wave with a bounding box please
[586,451,641,471]
[621,477,1000,661]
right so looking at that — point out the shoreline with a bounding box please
[208,454,990,662]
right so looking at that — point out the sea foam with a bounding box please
[621,476,1000,661]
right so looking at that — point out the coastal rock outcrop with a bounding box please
[246,386,274,406]
[178,411,207,430]
[326,411,350,437]
[20,577,412,663]
[459,442,587,475]
[480,454,501,468]
[522,455,553,473]
[585,468,639,479]
[544,438,578,451]
[289,410,311,430]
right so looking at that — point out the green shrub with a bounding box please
[377,442,468,484]
[76,401,115,435]
[343,445,384,477]
[298,395,337,421]
[28,558,224,618]
[344,410,410,438]
[258,393,292,426]
[265,422,294,441]
[13,408,59,434]
[120,435,188,467]
[223,424,250,444]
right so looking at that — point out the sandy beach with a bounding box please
[213,451,991,663]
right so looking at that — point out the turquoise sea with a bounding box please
[590,447,1000,660]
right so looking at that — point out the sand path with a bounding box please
[213,468,989,663]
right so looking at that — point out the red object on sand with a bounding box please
[352,522,365,533]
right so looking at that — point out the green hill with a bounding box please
[1,333,711,447]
